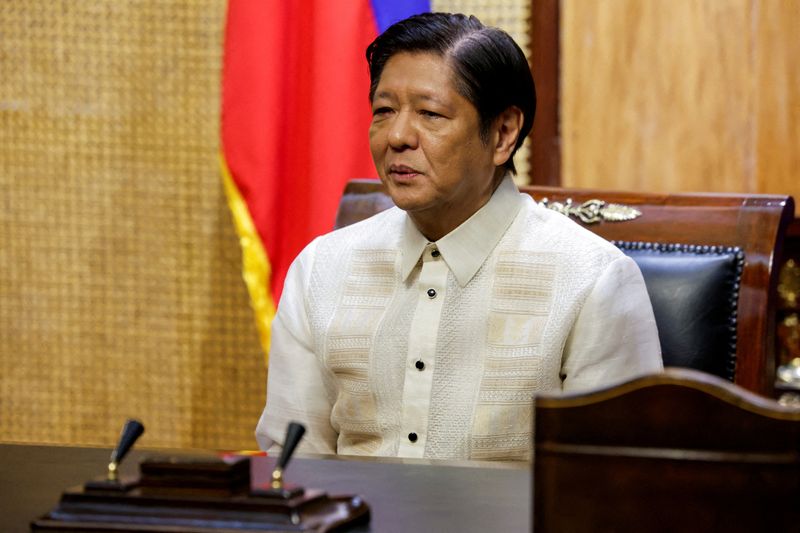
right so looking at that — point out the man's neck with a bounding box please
[410,170,507,241]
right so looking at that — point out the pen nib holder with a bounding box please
[252,484,306,500]
[83,476,138,492]
[83,418,145,492]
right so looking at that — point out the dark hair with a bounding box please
[366,12,536,174]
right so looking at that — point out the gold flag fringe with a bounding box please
[219,153,275,363]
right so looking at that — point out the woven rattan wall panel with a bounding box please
[0,0,267,450]
[433,0,532,184]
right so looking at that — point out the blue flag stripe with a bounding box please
[370,0,430,34]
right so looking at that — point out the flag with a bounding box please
[220,1,430,357]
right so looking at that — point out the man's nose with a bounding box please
[388,111,418,150]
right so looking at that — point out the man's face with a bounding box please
[369,52,500,239]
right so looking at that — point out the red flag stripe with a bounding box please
[221,0,379,307]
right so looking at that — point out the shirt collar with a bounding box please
[399,174,524,287]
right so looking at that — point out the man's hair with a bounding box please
[366,12,536,175]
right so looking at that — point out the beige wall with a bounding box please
[562,0,799,199]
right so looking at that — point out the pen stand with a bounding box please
[32,421,370,532]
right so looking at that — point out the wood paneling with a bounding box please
[529,0,561,186]
[755,1,800,195]
[562,0,799,199]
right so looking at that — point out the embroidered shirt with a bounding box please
[256,176,662,460]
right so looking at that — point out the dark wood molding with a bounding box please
[528,0,561,186]
[534,368,800,532]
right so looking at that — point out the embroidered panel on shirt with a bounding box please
[471,432,531,461]
[327,249,398,455]
[472,251,557,461]
[369,272,419,457]
[426,269,488,460]
[492,260,556,315]
[327,336,371,395]
[341,251,398,308]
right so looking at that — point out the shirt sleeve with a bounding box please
[561,255,663,392]
[255,240,338,454]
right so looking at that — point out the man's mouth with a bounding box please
[388,164,422,179]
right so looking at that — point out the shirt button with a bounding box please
[427,288,436,298]
[431,249,440,258]
[408,432,418,443]
[415,360,425,370]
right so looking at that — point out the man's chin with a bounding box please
[385,184,425,211]
[387,193,430,214]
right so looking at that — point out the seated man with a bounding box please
[256,12,662,461]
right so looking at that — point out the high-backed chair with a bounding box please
[334,180,794,397]
[533,368,800,532]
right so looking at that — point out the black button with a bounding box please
[431,249,440,257]
[427,288,436,298]
[408,432,418,443]
[415,360,425,370]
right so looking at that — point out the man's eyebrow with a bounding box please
[372,90,395,101]
[372,90,450,108]
[414,93,448,107]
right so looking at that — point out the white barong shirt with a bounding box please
[256,176,662,460]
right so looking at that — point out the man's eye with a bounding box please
[372,107,393,116]
[420,110,442,118]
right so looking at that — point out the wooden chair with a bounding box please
[334,180,795,397]
[532,368,800,532]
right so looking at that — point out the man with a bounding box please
[256,13,662,461]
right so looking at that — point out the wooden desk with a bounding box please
[0,444,530,533]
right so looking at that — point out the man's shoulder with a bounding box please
[311,206,405,253]
[285,207,405,299]
[510,198,624,263]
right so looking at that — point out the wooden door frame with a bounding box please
[529,0,561,186]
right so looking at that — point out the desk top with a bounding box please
[0,443,530,533]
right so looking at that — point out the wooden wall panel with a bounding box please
[562,0,799,200]
[755,1,800,195]
[529,0,561,186]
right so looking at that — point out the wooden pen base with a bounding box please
[32,485,369,532]
[33,455,369,532]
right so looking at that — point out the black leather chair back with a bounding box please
[615,242,744,381]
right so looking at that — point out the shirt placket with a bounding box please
[398,243,447,457]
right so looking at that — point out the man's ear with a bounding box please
[492,106,524,167]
